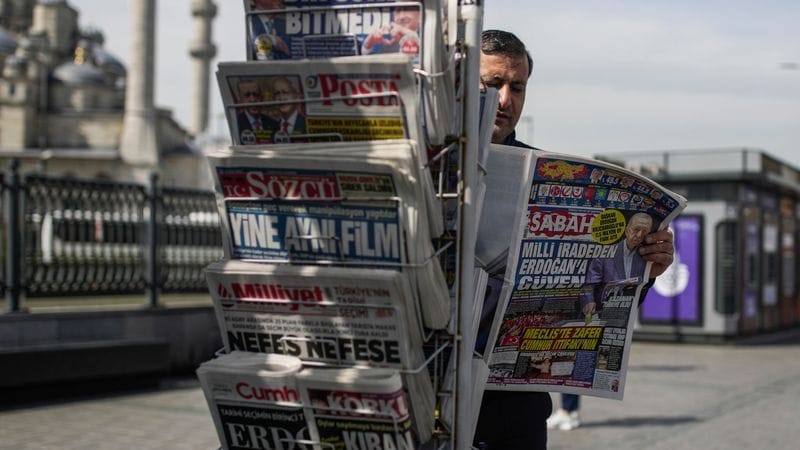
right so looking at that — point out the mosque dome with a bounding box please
[93,46,126,78]
[2,55,27,78]
[0,26,18,55]
[80,26,105,46]
[52,61,106,86]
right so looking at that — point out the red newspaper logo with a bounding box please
[231,282,326,311]
[219,171,340,199]
[235,382,300,403]
[318,74,400,107]
[323,390,409,419]
[217,283,235,308]
[527,207,595,238]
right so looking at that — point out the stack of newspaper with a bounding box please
[205,260,435,440]
[241,0,454,146]
[298,367,422,449]
[198,352,428,449]
[198,2,458,448]
[217,54,423,146]
[197,352,308,450]
[216,55,445,240]
[206,144,450,329]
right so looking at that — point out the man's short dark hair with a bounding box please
[481,29,533,78]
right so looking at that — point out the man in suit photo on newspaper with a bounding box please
[579,211,654,319]
[269,76,307,143]
[250,0,290,60]
[234,78,278,145]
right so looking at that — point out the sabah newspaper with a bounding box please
[478,144,687,399]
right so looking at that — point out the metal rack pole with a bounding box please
[455,2,483,449]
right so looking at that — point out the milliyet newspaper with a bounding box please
[479,145,687,399]
[206,261,425,367]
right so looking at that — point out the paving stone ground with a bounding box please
[2,333,799,450]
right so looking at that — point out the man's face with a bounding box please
[624,216,653,250]
[237,81,262,115]
[272,78,297,116]
[480,52,529,144]
[394,9,420,32]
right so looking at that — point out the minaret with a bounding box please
[189,0,217,136]
[119,0,158,169]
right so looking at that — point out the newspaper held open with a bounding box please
[479,145,687,399]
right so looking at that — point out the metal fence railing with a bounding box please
[2,160,223,311]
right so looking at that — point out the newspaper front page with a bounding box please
[217,54,421,147]
[197,352,308,450]
[243,0,430,63]
[480,145,687,399]
[298,367,419,450]
[206,261,424,367]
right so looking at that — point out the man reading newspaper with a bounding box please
[472,29,676,450]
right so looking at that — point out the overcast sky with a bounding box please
[70,0,800,165]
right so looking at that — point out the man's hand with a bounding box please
[639,228,674,278]
[272,29,289,55]
[363,24,391,52]
[388,23,416,44]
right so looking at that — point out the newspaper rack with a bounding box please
[202,2,485,449]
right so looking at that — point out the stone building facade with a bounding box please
[0,0,211,188]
